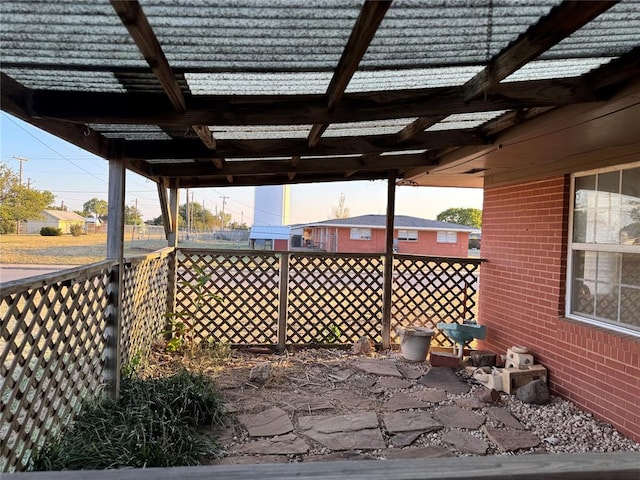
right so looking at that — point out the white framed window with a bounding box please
[567,163,640,334]
[398,229,418,242]
[437,231,457,243]
[350,228,371,240]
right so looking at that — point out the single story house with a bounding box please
[302,215,479,256]
[249,225,291,251]
[24,210,85,234]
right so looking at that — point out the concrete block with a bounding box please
[502,365,547,394]
[506,348,534,369]
[471,350,497,367]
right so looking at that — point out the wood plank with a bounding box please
[308,1,391,147]
[124,129,485,160]
[156,179,172,238]
[110,0,216,150]
[463,1,618,101]
[29,77,599,126]
[9,452,640,479]
[396,115,448,143]
[381,170,396,350]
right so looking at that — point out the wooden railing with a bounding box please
[0,249,171,472]
[175,249,481,348]
[1,247,479,472]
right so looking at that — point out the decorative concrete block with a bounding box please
[506,348,534,369]
[502,365,547,394]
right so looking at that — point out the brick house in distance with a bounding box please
[301,214,478,256]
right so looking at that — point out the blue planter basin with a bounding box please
[436,322,486,344]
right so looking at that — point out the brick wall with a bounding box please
[334,227,469,256]
[478,176,640,442]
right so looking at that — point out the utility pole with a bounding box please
[220,195,229,229]
[13,156,28,185]
[13,157,28,234]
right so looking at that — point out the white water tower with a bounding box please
[253,185,291,226]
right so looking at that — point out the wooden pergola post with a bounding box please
[165,179,180,320]
[105,156,126,399]
[381,170,397,350]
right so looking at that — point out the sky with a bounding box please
[0,112,483,226]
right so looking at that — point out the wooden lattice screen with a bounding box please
[287,253,383,344]
[120,249,172,365]
[176,249,280,344]
[0,261,115,472]
[391,255,481,346]
[0,250,173,472]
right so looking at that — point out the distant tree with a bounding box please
[436,207,482,228]
[228,221,248,230]
[331,193,350,219]
[125,205,143,225]
[82,198,108,220]
[0,162,55,234]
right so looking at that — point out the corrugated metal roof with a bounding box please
[249,225,291,240]
[306,215,479,232]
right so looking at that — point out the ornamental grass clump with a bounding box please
[30,370,226,471]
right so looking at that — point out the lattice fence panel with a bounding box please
[391,256,481,347]
[288,254,383,344]
[176,250,280,345]
[0,262,113,472]
[121,251,171,365]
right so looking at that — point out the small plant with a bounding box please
[163,265,223,353]
[316,322,343,343]
[121,350,144,379]
[40,226,62,236]
[69,223,83,236]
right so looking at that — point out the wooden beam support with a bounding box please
[308,0,391,147]
[110,0,216,150]
[463,1,618,101]
[149,152,433,177]
[126,129,485,161]
[396,115,448,143]
[29,77,600,127]
[381,170,397,350]
[157,179,172,238]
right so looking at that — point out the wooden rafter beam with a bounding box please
[110,0,216,150]
[463,0,618,101]
[149,152,435,178]
[29,77,598,127]
[396,115,448,143]
[124,129,485,161]
[308,0,391,147]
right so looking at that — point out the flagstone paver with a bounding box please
[384,393,431,411]
[455,397,485,409]
[411,388,448,403]
[433,406,486,429]
[376,377,413,389]
[382,446,453,459]
[382,411,442,433]
[396,365,425,379]
[389,430,428,447]
[350,376,377,388]
[486,407,526,430]
[442,429,489,455]
[299,412,379,433]
[354,359,403,377]
[238,407,294,437]
[298,413,385,451]
[232,434,309,455]
[418,367,470,394]
[483,426,541,452]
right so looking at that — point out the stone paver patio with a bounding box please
[212,350,549,464]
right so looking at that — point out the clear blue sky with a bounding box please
[0,112,483,225]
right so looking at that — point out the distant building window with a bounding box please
[437,231,457,243]
[350,228,371,240]
[398,229,418,242]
